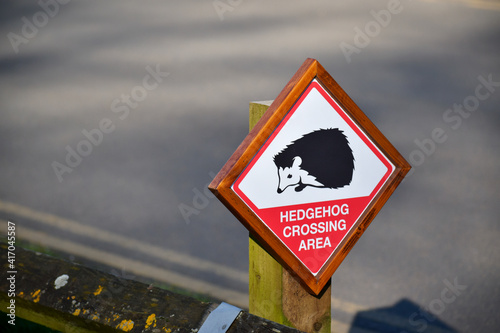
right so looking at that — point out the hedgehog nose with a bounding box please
[277,188,283,194]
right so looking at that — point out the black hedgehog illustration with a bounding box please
[273,128,354,193]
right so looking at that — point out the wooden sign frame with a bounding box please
[209,58,411,294]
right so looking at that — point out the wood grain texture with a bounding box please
[248,102,286,324]
[282,269,331,333]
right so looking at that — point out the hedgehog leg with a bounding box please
[295,183,307,192]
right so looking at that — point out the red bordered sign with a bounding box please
[209,58,410,294]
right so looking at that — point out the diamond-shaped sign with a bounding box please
[209,59,410,294]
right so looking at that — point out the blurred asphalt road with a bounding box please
[1,1,499,332]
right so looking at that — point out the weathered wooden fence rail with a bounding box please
[0,243,303,332]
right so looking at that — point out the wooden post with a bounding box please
[248,101,332,333]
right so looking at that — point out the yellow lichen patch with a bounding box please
[31,289,41,303]
[73,309,81,316]
[90,313,100,321]
[145,313,156,329]
[18,291,24,297]
[113,313,120,321]
[93,285,104,296]
[161,328,172,333]
[116,319,134,331]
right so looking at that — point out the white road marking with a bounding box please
[0,199,247,282]
[0,220,249,308]
[3,216,358,332]
[0,200,368,317]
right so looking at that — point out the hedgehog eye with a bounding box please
[287,174,292,179]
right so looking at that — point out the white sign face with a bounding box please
[236,79,392,208]
[232,79,395,275]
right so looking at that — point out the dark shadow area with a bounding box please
[0,314,60,333]
[349,298,458,333]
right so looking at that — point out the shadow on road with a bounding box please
[349,298,457,333]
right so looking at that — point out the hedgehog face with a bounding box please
[277,156,302,193]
